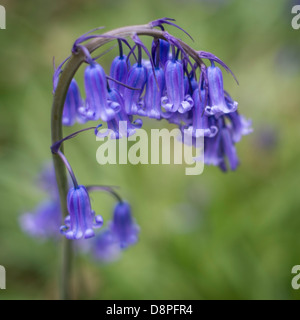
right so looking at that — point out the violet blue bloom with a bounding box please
[92,230,121,262]
[109,55,130,96]
[159,39,170,67]
[109,201,140,249]
[186,89,218,138]
[142,67,165,119]
[20,201,61,239]
[226,111,253,143]
[224,91,252,143]
[61,185,103,240]
[204,117,239,171]
[161,59,194,113]
[97,88,142,139]
[123,63,147,115]
[205,62,238,117]
[84,62,119,122]
[63,79,86,126]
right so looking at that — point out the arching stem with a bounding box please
[51,23,204,300]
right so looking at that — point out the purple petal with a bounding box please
[123,63,147,115]
[109,201,140,249]
[84,63,117,122]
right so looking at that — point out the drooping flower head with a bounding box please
[61,185,103,240]
[109,55,130,96]
[20,201,61,239]
[224,91,252,143]
[96,88,143,139]
[109,201,140,249]
[186,88,218,138]
[142,67,165,119]
[204,117,240,171]
[109,40,131,96]
[205,61,238,117]
[84,62,119,121]
[123,62,148,115]
[162,58,194,114]
[62,79,86,126]
[51,18,252,185]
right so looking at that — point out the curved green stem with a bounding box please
[51,23,204,300]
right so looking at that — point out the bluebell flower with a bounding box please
[123,63,147,115]
[186,88,218,138]
[159,39,171,67]
[97,88,142,139]
[204,117,239,171]
[61,185,103,240]
[62,79,85,126]
[226,111,252,143]
[109,55,130,96]
[84,62,119,122]
[205,62,237,117]
[161,59,194,113]
[92,230,121,262]
[109,201,140,249]
[142,67,165,119]
[20,201,61,239]
[224,91,252,143]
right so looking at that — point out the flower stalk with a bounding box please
[51,19,247,299]
[51,22,204,300]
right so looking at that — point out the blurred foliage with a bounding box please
[0,0,300,300]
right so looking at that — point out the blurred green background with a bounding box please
[0,0,300,300]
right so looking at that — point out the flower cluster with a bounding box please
[20,165,139,262]
[54,19,252,171]
[25,19,252,263]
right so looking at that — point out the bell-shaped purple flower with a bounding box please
[84,62,118,122]
[63,79,85,126]
[92,230,121,262]
[159,39,170,67]
[97,88,143,139]
[109,201,140,249]
[161,59,194,113]
[186,88,218,138]
[221,126,240,171]
[224,91,252,143]
[204,118,239,171]
[142,67,165,119]
[61,185,103,240]
[123,63,147,115]
[227,111,253,143]
[20,201,61,239]
[109,55,130,96]
[205,62,238,117]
